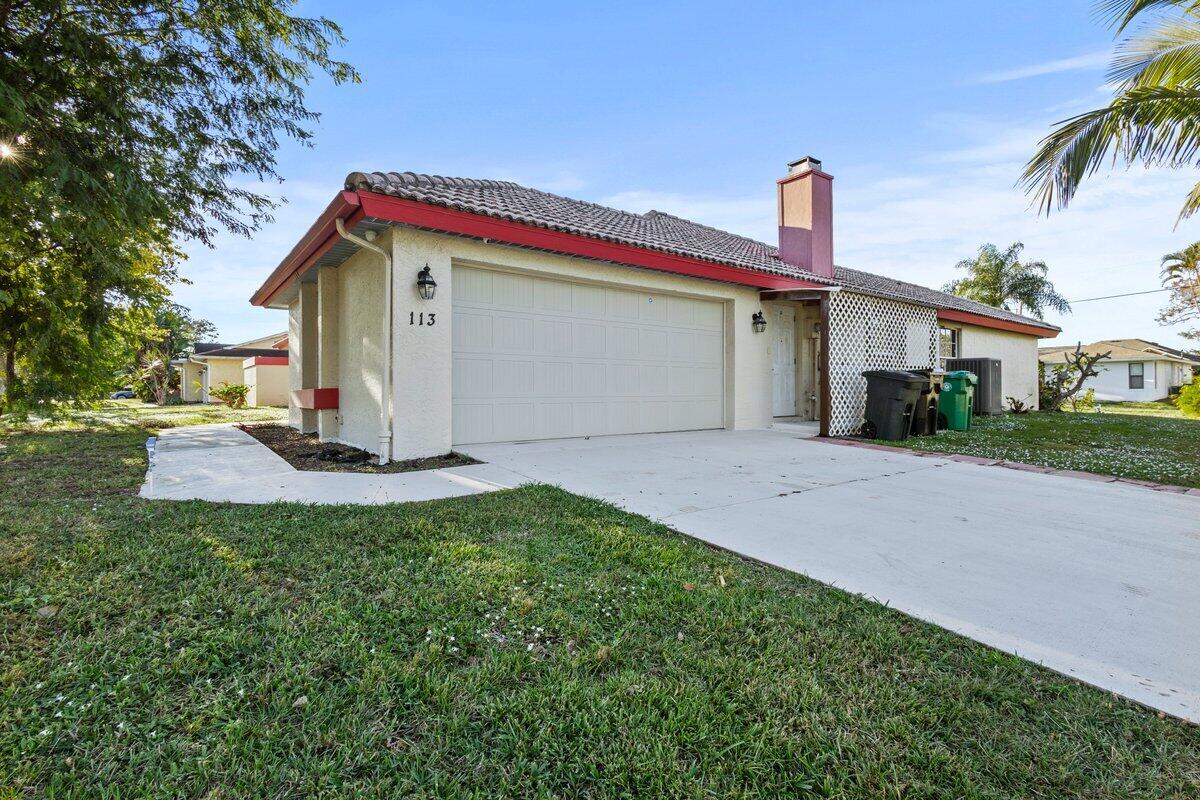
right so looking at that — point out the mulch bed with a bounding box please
[239,424,481,474]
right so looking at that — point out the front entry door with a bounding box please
[772,306,796,416]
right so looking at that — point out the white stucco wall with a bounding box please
[287,299,303,427]
[336,243,385,452]
[244,361,289,407]
[177,361,204,402]
[201,357,244,403]
[1074,359,1188,402]
[956,323,1043,410]
[381,227,773,459]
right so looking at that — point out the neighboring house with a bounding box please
[1039,339,1199,402]
[172,333,289,405]
[250,158,1060,461]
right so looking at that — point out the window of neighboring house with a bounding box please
[1129,362,1144,389]
[938,327,959,365]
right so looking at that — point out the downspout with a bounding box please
[335,219,393,464]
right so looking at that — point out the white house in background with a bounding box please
[171,332,289,405]
[1039,339,1199,402]
[248,157,1060,462]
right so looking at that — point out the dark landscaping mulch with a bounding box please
[239,424,481,473]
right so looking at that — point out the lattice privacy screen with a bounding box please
[827,292,938,436]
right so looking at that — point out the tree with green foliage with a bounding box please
[944,242,1071,319]
[1159,242,1200,339]
[1023,0,1200,222]
[0,0,358,412]
[130,303,217,404]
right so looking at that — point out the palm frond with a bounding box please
[1109,19,1200,86]
[1022,86,1200,217]
[1099,0,1200,34]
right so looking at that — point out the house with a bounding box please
[172,333,289,405]
[1039,339,1199,402]
[250,158,1060,462]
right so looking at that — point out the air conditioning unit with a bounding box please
[945,357,1003,415]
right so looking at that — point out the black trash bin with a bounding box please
[861,370,926,440]
[907,369,945,436]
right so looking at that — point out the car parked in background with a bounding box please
[110,388,136,399]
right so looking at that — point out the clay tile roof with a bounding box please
[346,171,1060,333]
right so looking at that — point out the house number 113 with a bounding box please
[409,312,436,326]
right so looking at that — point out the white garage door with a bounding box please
[452,265,725,444]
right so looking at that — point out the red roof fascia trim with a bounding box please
[354,191,829,291]
[938,308,1060,338]
[251,191,363,306]
[246,356,289,366]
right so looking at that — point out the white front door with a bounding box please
[772,306,796,416]
[451,265,726,444]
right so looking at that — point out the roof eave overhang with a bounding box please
[250,190,831,307]
[938,308,1061,338]
[251,190,364,308]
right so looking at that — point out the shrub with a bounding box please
[1177,383,1200,418]
[209,382,250,409]
[1069,387,1097,413]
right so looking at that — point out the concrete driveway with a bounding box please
[459,428,1200,722]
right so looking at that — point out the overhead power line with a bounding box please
[1066,287,1171,304]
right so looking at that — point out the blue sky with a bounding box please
[178,0,1200,348]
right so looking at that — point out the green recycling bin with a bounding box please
[939,370,977,431]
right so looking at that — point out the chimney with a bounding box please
[777,156,833,278]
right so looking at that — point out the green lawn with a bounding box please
[888,401,1200,487]
[2,405,1198,797]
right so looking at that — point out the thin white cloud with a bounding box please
[973,51,1112,84]
[596,116,1200,349]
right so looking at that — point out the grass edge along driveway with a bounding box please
[1,403,1197,797]
[886,402,1200,488]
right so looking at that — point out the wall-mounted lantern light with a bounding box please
[416,264,437,300]
[751,311,767,333]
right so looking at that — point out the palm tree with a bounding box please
[1159,241,1200,336]
[1023,1,1200,223]
[944,242,1071,319]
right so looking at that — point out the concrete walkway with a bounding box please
[139,424,518,504]
[457,429,1200,723]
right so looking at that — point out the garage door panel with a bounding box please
[575,363,607,395]
[494,403,536,440]
[534,277,573,312]
[641,365,669,396]
[495,316,534,351]
[452,266,723,444]
[642,294,668,322]
[608,289,640,320]
[576,323,606,356]
[452,357,492,398]
[538,361,573,396]
[574,283,606,316]
[609,326,638,356]
[453,312,493,351]
[534,319,572,354]
[495,360,535,396]
[537,402,574,438]
[639,329,669,360]
[493,272,534,309]
[454,267,494,304]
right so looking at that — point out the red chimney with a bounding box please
[777,156,833,278]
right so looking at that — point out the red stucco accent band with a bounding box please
[938,308,1059,338]
[291,388,339,410]
[248,356,289,366]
